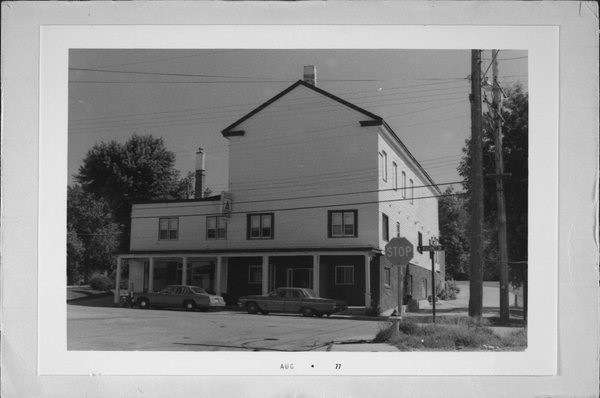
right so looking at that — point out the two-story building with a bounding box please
[115,67,443,314]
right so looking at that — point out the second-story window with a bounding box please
[396,221,401,237]
[382,151,388,181]
[328,210,358,238]
[382,213,389,241]
[206,216,227,239]
[247,213,274,239]
[159,217,178,240]
[402,171,407,198]
[410,179,414,204]
[393,162,398,190]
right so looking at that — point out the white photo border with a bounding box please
[38,24,558,376]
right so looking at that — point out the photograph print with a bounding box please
[66,49,528,352]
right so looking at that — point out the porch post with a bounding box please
[313,254,320,296]
[261,255,269,295]
[364,254,371,307]
[114,256,122,304]
[215,256,222,295]
[181,257,188,285]
[148,257,155,292]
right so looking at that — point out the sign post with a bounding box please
[384,237,414,333]
[418,237,444,323]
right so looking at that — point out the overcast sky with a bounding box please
[68,49,527,193]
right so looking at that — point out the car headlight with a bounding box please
[210,297,221,303]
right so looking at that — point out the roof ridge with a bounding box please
[221,80,381,135]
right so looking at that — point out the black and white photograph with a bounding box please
[66,48,529,352]
[2,2,598,397]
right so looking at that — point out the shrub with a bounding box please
[89,274,114,291]
[373,324,397,343]
[446,279,460,294]
[437,279,460,300]
[398,320,420,335]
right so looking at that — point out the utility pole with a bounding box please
[469,50,484,318]
[491,50,510,324]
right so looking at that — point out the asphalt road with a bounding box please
[67,304,388,351]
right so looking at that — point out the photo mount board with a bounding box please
[37,24,557,376]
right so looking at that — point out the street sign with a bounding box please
[418,245,444,252]
[384,237,414,265]
[221,191,233,218]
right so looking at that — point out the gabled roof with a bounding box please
[221,80,382,136]
[220,79,440,194]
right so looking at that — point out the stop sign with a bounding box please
[384,237,414,265]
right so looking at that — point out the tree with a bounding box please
[75,134,186,250]
[458,84,528,286]
[438,186,470,279]
[67,185,121,281]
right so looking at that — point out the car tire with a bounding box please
[184,300,196,311]
[246,302,259,314]
[260,311,269,315]
[138,298,150,309]
[301,307,314,317]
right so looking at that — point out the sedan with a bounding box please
[133,285,226,311]
[238,287,347,317]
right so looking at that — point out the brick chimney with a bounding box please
[194,147,206,199]
[303,65,317,86]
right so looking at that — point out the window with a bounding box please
[328,210,358,238]
[410,179,414,204]
[382,213,389,241]
[396,221,401,238]
[206,216,227,239]
[248,265,262,284]
[418,231,423,253]
[402,171,407,198]
[380,151,387,181]
[393,162,398,190]
[335,266,354,285]
[159,217,178,240]
[384,268,391,287]
[247,213,274,239]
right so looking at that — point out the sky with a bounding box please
[68,49,527,193]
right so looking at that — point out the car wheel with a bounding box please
[246,302,259,314]
[260,311,269,315]
[184,300,196,311]
[138,298,150,309]
[301,307,314,317]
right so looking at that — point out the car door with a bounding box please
[264,288,286,312]
[284,289,304,313]
[154,286,172,307]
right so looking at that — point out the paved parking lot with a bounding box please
[67,304,389,351]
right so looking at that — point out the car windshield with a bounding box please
[189,286,207,294]
[302,289,317,298]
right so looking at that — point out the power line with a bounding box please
[130,180,466,213]
[68,83,468,129]
[68,97,468,135]
[130,191,467,220]
[69,79,467,124]
[78,50,239,70]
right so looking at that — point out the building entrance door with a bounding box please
[286,268,313,289]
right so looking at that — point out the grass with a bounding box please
[373,317,527,351]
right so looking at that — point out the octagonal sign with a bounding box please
[384,237,414,265]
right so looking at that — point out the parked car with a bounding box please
[238,287,348,317]
[133,285,225,311]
